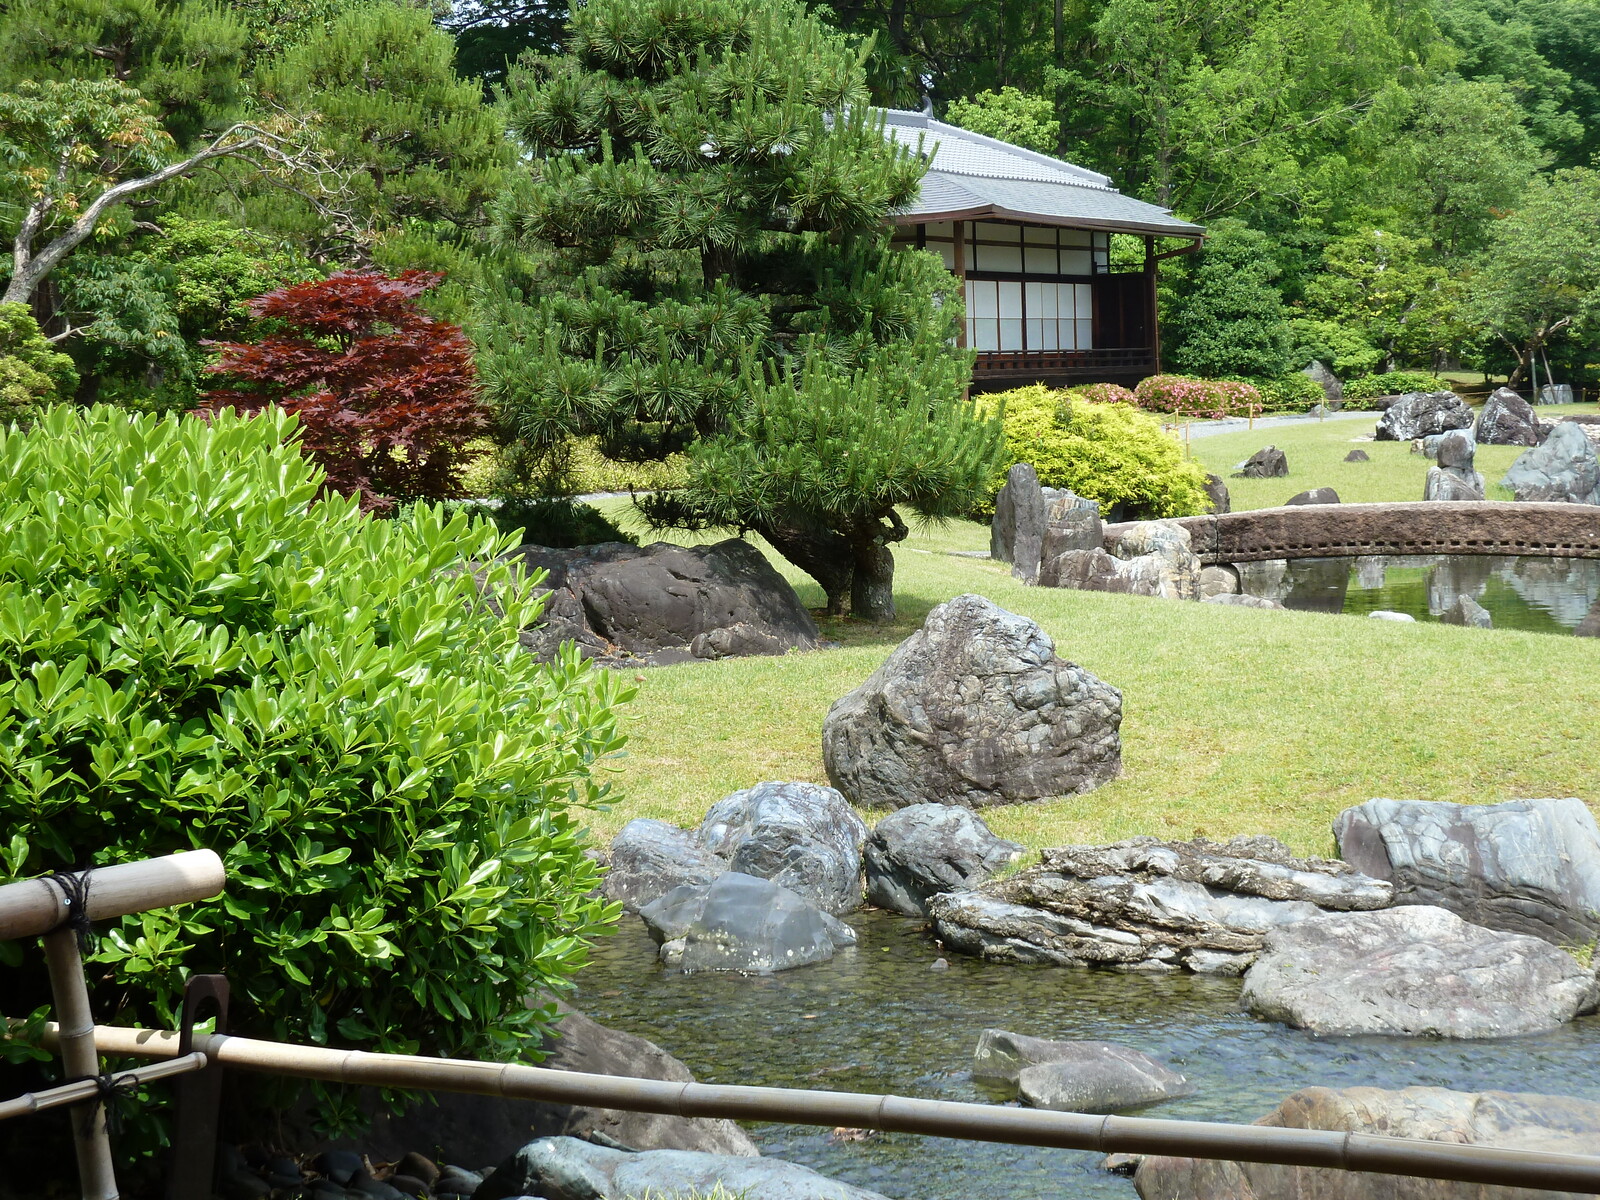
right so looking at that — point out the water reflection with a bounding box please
[1239,555,1600,633]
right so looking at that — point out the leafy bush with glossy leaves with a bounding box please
[1133,374,1261,418]
[1343,371,1454,402]
[977,385,1209,519]
[0,406,626,1069]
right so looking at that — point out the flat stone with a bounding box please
[1368,610,1415,621]
[823,594,1122,810]
[1284,487,1339,505]
[1240,905,1597,1037]
[1017,1046,1194,1114]
[863,805,1023,917]
[1334,796,1600,945]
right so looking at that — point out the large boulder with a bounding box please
[973,1030,1192,1113]
[822,594,1122,810]
[602,819,728,913]
[1333,797,1600,946]
[863,805,1023,917]
[480,1138,890,1200]
[1240,905,1598,1037]
[991,462,1048,580]
[1198,564,1239,598]
[1134,1086,1600,1200]
[1042,521,1200,600]
[1423,430,1485,500]
[698,781,867,914]
[1302,360,1343,406]
[1202,473,1230,515]
[1502,421,1600,504]
[1232,446,1287,479]
[510,539,819,665]
[639,872,857,974]
[1475,386,1545,446]
[929,836,1390,975]
[1374,392,1474,441]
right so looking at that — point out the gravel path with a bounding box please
[1163,410,1376,440]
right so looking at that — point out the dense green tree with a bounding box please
[0,303,78,419]
[1163,219,1292,378]
[945,85,1059,152]
[485,0,1001,618]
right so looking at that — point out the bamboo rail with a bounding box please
[46,1023,1600,1194]
[0,1054,207,1123]
[0,851,226,942]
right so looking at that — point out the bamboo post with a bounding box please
[0,852,225,943]
[42,928,118,1200]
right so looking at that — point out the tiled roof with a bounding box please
[881,109,1203,239]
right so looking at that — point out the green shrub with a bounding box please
[1343,371,1453,402]
[565,436,692,494]
[1249,372,1326,412]
[0,407,627,1068]
[1285,316,1384,379]
[492,496,638,547]
[979,385,1210,519]
[1133,374,1261,417]
[0,302,77,420]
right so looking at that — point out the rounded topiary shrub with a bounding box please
[1343,371,1453,403]
[1066,382,1138,406]
[980,385,1210,519]
[0,406,626,1064]
[1250,372,1326,412]
[1133,374,1261,417]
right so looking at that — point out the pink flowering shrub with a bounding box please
[1067,382,1137,406]
[1134,374,1260,418]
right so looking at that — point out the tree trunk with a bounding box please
[754,520,855,617]
[850,540,896,622]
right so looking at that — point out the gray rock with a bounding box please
[1343,448,1370,462]
[1437,430,1476,468]
[1201,593,1282,609]
[822,594,1122,810]
[1232,446,1287,478]
[1305,404,1332,419]
[603,819,726,912]
[1283,487,1339,505]
[1374,392,1474,441]
[1038,489,1104,566]
[929,836,1390,973]
[992,463,1047,581]
[1302,360,1343,405]
[1202,473,1230,515]
[1423,463,1485,501]
[639,872,856,973]
[1134,1086,1600,1200]
[1476,386,1546,446]
[1502,421,1600,504]
[1018,1048,1193,1114]
[1368,610,1415,621]
[1333,796,1600,946]
[699,781,867,914]
[975,1031,1192,1113]
[1240,905,1597,1037]
[1439,594,1493,628]
[480,1137,891,1200]
[1541,382,1574,405]
[1197,564,1239,598]
[509,539,818,665]
[1108,522,1201,600]
[864,805,1023,917]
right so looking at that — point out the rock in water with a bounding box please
[510,539,819,665]
[1343,448,1370,462]
[1240,905,1597,1037]
[1232,446,1288,478]
[1374,392,1474,441]
[1333,796,1600,945]
[603,819,728,912]
[1502,421,1600,504]
[1283,487,1340,505]
[974,1030,1193,1113]
[699,781,867,914]
[1476,386,1545,446]
[929,836,1390,974]
[480,1137,891,1200]
[864,806,1023,917]
[1438,594,1493,627]
[822,594,1122,810]
[639,872,857,973]
[991,462,1047,580]
[1134,1086,1600,1200]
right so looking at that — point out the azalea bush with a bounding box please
[0,407,627,1071]
[978,384,1210,519]
[1134,374,1261,417]
[1067,382,1138,406]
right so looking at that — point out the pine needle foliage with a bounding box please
[485,0,999,617]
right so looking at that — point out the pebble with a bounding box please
[929,957,949,970]
[314,1150,366,1186]
[395,1152,439,1186]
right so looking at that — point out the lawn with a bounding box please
[590,498,1600,860]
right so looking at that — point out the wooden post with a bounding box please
[42,928,118,1200]
[1143,235,1160,374]
[952,221,967,350]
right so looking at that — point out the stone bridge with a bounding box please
[1105,502,1600,566]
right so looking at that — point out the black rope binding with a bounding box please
[66,1072,142,1137]
[46,867,94,955]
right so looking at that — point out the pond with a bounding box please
[1238,554,1600,633]
[573,910,1600,1200]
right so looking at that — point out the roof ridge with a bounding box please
[878,107,1113,189]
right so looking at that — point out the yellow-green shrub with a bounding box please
[978,384,1210,518]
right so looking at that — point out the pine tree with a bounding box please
[485,0,1001,619]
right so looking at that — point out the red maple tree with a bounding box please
[200,270,490,513]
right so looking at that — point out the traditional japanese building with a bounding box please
[882,109,1204,390]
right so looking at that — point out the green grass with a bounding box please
[591,500,1600,859]
[1186,405,1597,510]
